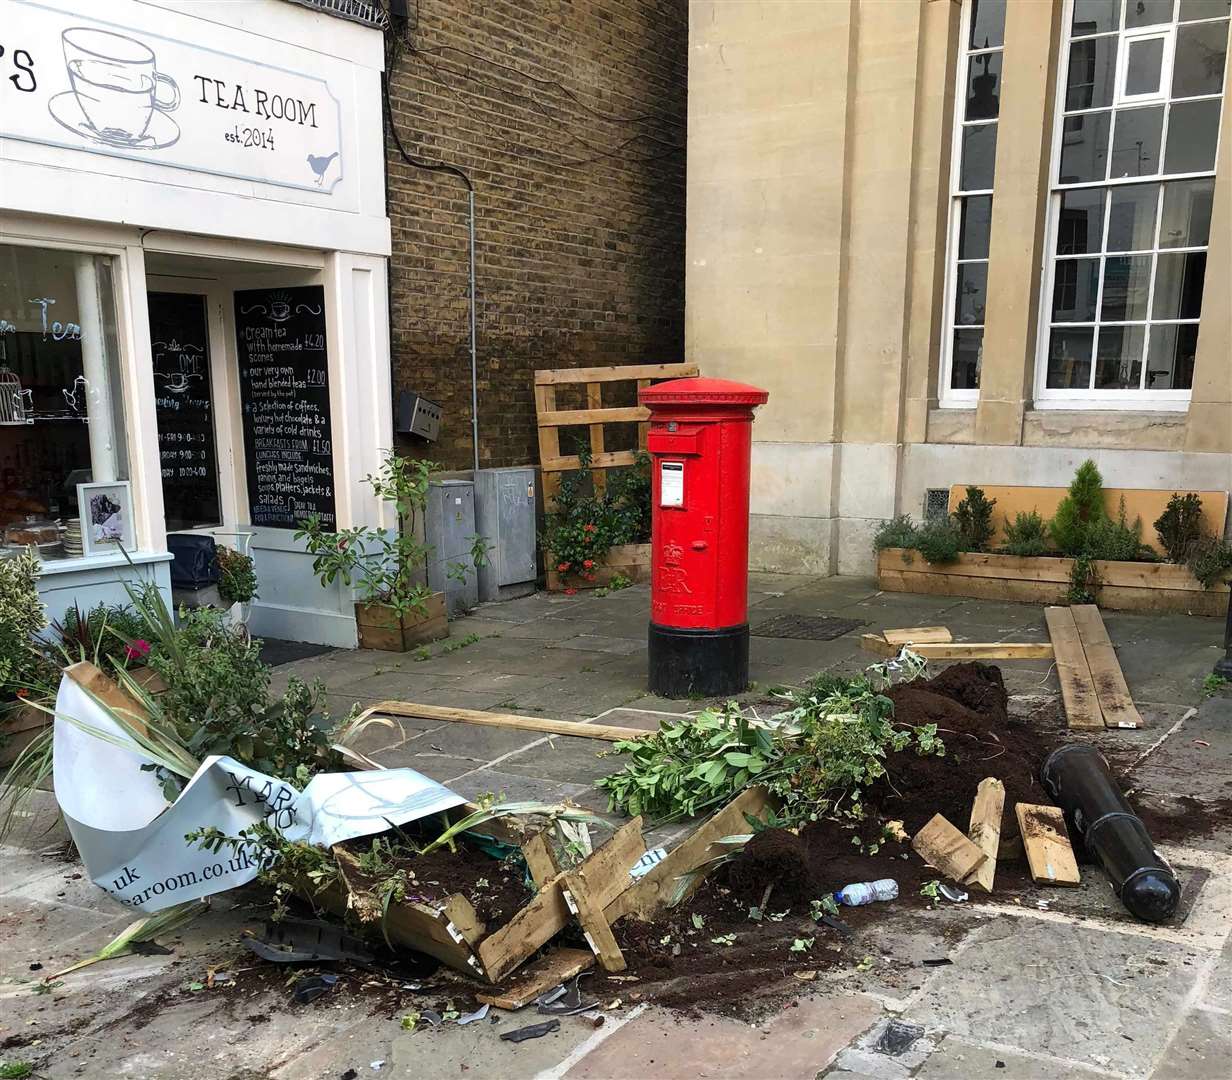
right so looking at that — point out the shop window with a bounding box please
[0,244,130,561]
[940,0,1006,404]
[1039,0,1227,405]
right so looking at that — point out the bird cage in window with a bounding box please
[0,366,28,425]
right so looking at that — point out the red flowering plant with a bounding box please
[542,444,651,588]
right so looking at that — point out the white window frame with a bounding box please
[1116,27,1174,104]
[1033,0,1228,411]
[939,0,1002,408]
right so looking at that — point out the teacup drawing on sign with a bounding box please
[49,28,180,149]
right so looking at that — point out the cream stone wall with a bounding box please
[686,0,1232,574]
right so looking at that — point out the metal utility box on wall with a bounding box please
[426,479,478,615]
[474,467,537,603]
[396,391,442,442]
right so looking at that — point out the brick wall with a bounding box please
[385,0,687,469]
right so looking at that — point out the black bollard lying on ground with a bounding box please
[1041,743,1180,923]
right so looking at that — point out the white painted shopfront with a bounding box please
[0,0,392,645]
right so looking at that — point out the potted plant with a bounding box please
[296,453,451,652]
[216,542,259,629]
[0,551,59,765]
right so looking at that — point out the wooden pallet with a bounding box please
[534,362,698,510]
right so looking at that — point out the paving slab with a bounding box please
[446,767,592,807]
[910,1034,1111,1079]
[909,914,1210,1075]
[1149,1006,1232,1080]
[497,734,621,785]
[565,995,883,1079]
[545,634,645,656]
[1202,934,1232,1011]
[1128,695,1232,798]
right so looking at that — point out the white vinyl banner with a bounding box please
[52,675,465,912]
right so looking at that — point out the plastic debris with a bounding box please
[876,1020,925,1056]
[535,984,568,1008]
[370,1062,385,1071]
[293,973,338,1004]
[500,1019,561,1043]
[628,847,667,879]
[420,1010,443,1028]
[245,919,375,966]
[835,879,898,906]
[819,912,854,937]
[457,1004,490,1025]
[921,958,953,967]
[938,883,968,903]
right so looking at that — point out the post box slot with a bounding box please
[647,428,702,455]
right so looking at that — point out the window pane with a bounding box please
[1048,328,1095,387]
[960,124,998,190]
[1066,37,1120,109]
[1159,177,1214,245]
[1058,189,1106,253]
[1127,0,1175,26]
[1164,98,1221,172]
[1179,0,1231,19]
[1073,0,1123,35]
[1144,323,1198,387]
[1101,255,1153,319]
[1107,183,1159,250]
[966,50,1003,120]
[1154,251,1208,317]
[1053,258,1101,321]
[970,0,1007,49]
[956,263,989,325]
[1172,21,1229,97]
[1126,37,1166,94]
[952,328,984,389]
[1095,325,1146,387]
[1060,112,1112,182]
[959,196,994,259]
[1110,106,1164,177]
[0,245,129,562]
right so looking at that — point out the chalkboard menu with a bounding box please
[234,285,336,530]
[148,292,221,531]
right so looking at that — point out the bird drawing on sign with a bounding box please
[306,151,339,186]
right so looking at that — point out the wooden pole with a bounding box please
[358,700,651,742]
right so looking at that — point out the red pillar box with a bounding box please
[639,377,769,697]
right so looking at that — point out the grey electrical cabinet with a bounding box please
[474,467,537,603]
[425,479,478,615]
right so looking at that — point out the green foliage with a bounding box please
[0,551,55,704]
[1050,459,1109,556]
[297,453,470,621]
[596,702,777,820]
[953,486,997,552]
[919,879,942,908]
[1082,497,1147,562]
[544,445,651,586]
[1001,511,1050,556]
[914,517,963,564]
[0,1061,33,1079]
[1154,492,1205,563]
[1186,535,1232,589]
[1202,674,1229,697]
[873,515,919,552]
[51,601,150,673]
[216,545,258,605]
[1067,555,1097,605]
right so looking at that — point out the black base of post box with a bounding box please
[647,622,748,698]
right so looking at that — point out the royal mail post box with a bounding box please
[639,377,768,697]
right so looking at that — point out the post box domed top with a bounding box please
[639,377,769,408]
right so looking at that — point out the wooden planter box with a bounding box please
[355,592,448,652]
[545,543,651,592]
[0,703,48,766]
[877,548,1230,616]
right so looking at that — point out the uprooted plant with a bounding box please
[597,656,944,828]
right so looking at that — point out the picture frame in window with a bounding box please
[78,480,134,557]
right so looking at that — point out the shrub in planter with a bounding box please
[1154,492,1205,563]
[1186,536,1232,589]
[1083,498,1151,563]
[0,551,58,767]
[1050,459,1109,556]
[953,486,997,552]
[51,601,151,674]
[217,545,259,606]
[873,515,919,552]
[914,517,963,564]
[543,446,651,589]
[1001,511,1050,557]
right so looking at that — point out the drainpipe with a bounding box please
[1215,590,1232,680]
[468,188,478,475]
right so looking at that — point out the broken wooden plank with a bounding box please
[475,948,595,1009]
[65,661,151,737]
[563,872,626,972]
[859,633,897,658]
[882,626,953,646]
[360,701,650,742]
[912,813,987,882]
[1044,606,1104,730]
[522,831,561,890]
[963,778,1005,893]
[478,817,645,984]
[1015,803,1080,886]
[606,787,776,924]
[859,639,1053,661]
[1070,604,1143,730]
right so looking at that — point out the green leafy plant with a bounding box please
[1001,511,1050,557]
[873,515,919,552]
[1050,459,1109,556]
[1154,492,1205,563]
[953,486,997,552]
[1203,674,1229,697]
[1082,497,1148,562]
[913,516,963,564]
[1186,535,1232,589]
[1067,554,1097,605]
[0,550,57,705]
[216,545,258,605]
[51,601,150,673]
[919,879,942,909]
[438,633,480,655]
[0,1062,33,1079]
[789,937,813,953]
[543,444,651,588]
[712,933,737,946]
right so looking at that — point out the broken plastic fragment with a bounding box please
[457,1004,490,1025]
[500,1019,561,1043]
[937,883,968,903]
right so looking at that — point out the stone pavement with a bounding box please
[1,574,1230,1079]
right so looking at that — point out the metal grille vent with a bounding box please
[924,488,951,522]
[751,614,865,641]
[282,0,389,29]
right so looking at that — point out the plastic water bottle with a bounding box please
[834,879,899,906]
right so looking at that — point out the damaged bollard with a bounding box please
[1041,744,1180,923]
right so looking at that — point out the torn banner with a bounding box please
[53,672,464,913]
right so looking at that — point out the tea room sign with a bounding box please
[0,0,345,194]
